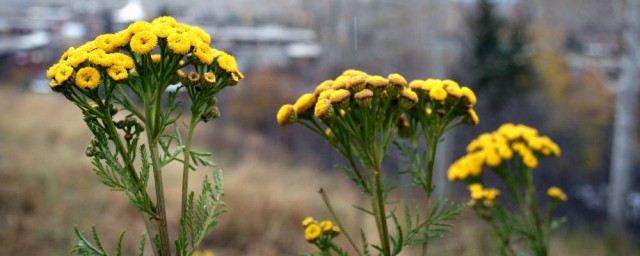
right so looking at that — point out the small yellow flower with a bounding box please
[399,88,418,109]
[151,54,162,64]
[217,52,238,73]
[194,42,215,64]
[305,224,322,241]
[75,67,101,90]
[409,80,426,92]
[167,33,191,55]
[332,75,349,90]
[110,53,135,69]
[151,23,175,38]
[522,153,538,169]
[302,217,315,226]
[485,151,502,167]
[107,65,128,81]
[466,109,480,125]
[348,74,367,91]
[313,80,333,96]
[354,89,374,107]
[468,183,484,200]
[127,21,152,34]
[190,26,212,45]
[461,86,477,106]
[314,98,334,119]
[55,64,74,84]
[276,104,296,126]
[89,49,113,67]
[65,51,88,67]
[387,73,407,89]
[130,31,158,54]
[365,75,388,89]
[47,63,63,79]
[95,33,119,53]
[547,186,568,201]
[423,78,443,91]
[320,220,333,232]
[342,69,367,76]
[203,72,216,86]
[293,93,316,115]
[77,41,97,53]
[318,89,335,101]
[152,16,177,26]
[332,226,341,234]
[429,86,447,102]
[483,188,500,201]
[113,30,132,47]
[329,89,351,106]
[443,79,463,98]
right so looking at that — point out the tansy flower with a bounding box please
[113,30,132,47]
[190,26,211,45]
[483,188,500,201]
[194,42,215,64]
[305,224,322,241]
[314,80,333,95]
[152,16,177,26]
[342,69,367,76]
[461,86,477,106]
[365,75,388,89]
[77,41,97,53]
[443,79,463,98]
[348,74,367,91]
[429,86,447,102]
[75,67,101,90]
[95,33,118,53]
[547,186,568,201]
[203,72,216,86]
[151,54,162,64]
[302,217,314,227]
[423,79,443,91]
[329,89,351,106]
[65,51,88,67]
[318,89,335,101]
[331,76,349,90]
[110,53,135,69]
[277,104,296,126]
[55,64,74,84]
[151,23,175,38]
[314,98,334,119]
[354,89,374,107]
[387,73,407,94]
[59,47,76,62]
[409,80,426,92]
[107,65,128,81]
[466,109,479,125]
[127,21,152,34]
[217,52,238,73]
[522,153,538,169]
[320,220,334,231]
[399,88,418,109]
[88,49,113,67]
[130,31,158,54]
[293,93,316,115]
[468,183,484,200]
[47,63,63,79]
[167,33,190,55]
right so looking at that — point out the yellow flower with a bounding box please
[127,21,152,34]
[55,64,74,84]
[217,52,238,73]
[77,41,97,53]
[320,220,333,232]
[365,75,388,89]
[485,150,502,167]
[151,54,162,64]
[75,67,100,90]
[314,98,334,119]
[483,188,500,201]
[47,63,62,79]
[429,86,447,102]
[461,86,477,106]
[354,89,374,107]
[151,23,175,38]
[409,80,426,92]
[348,74,368,91]
[107,65,128,81]
[443,79,462,98]
[423,78,443,91]
[59,47,76,62]
[113,30,132,47]
[95,33,119,53]
[88,49,113,67]
[466,109,480,125]
[399,88,418,109]
[190,26,211,45]
[194,42,215,64]
[329,89,351,106]
[547,186,568,201]
[167,33,191,55]
[522,153,538,169]
[65,51,88,68]
[468,183,484,200]
[302,217,314,227]
[318,89,335,101]
[426,108,432,117]
[387,73,407,95]
[331,75,349,90]
[293,93,317,115]
[313,80,333,96]
[332,226,341,234]
[203,72,216,86]
[342,69,367,76]
[277,104,296,126]
[130,31,158,54]
[184,31,203,48]
[110,53,135,69]
[305,224,322,241]
[152,16,177,26]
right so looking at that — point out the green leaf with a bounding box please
[116,232,125,256]
[137,232,146,256]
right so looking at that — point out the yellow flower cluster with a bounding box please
[547,186,568,201]
[301,217,341,242]
[277,69,479,127]
[191,249,214,256]
[448,123,561,181]
[46,16,243,91]
[468,183,500,208]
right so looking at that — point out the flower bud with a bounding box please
[399,88,418,109]
[354,89,374,107]
[276,104,296,126]
[314,98,334,120]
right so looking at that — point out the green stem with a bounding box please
[420,129,441,256]
[144,90,171,255]
[373,164,391,256]
[180,115,199,223]
[525,169,546,256]
[319,188,362,256]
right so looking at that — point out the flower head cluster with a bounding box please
[277,70,478,138]
[547,186,568,201]
[448,123,561,182]
[301,217,341,244]
[46,16,243,93]
[467,183,500,208]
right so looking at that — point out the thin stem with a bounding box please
[180,115,199,223]
[373,164,391,256]
[525,169,546,256]
[319,188,362,256]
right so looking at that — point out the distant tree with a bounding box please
[464,0,532,112]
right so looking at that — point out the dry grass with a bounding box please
[0,86,637,255]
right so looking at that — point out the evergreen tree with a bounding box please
[465,0,532,111]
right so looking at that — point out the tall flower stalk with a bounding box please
[278,70,478,256]
[448,123,567,256]
[47,16,243,256]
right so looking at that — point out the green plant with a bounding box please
[46,16,243,255]
[277,70,479,256]
[448,123,566,256]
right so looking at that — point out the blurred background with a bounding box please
[0,0,639,255]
